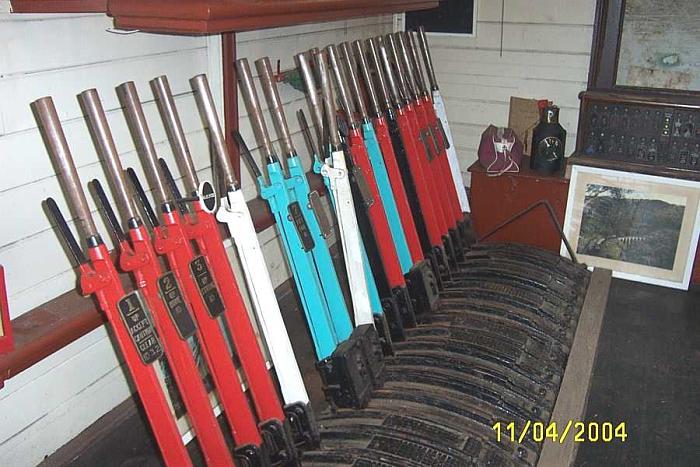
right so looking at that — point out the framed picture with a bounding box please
[562,165,700,289]
[588,0,700,98]
[400,0,477,37]
[0,266,13,354]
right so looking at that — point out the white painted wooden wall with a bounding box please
[399,0,597,185]
[0,3,393,463]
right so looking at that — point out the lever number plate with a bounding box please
[288,201,315,252]
[436,120,450,149]
[351,166,375,208]
[158,271,197,339]
[117,291,163,364]
[419,131,434,161]
[428,126,441,154]
[308,190,333,239]
[189,256,225,318]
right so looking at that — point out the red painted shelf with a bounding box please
[11,0,437,34]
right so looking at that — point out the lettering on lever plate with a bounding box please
[308,190,333,239]
[158,271,197,339]
[189,256,225,318]
[117,291,164,364]
[288,201,315,252]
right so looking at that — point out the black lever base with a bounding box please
[284,402,321,451]
[373,312,396,356]
[391,286,417,329]
[456,215,473,249]
[442,234,459,270]
[449,227,466,262]
[234,443,270,467]
[405,259,440,316]
[317,334,374,409]
[259,419,298,466]
[353,323,386,388]
[429,245,451,285]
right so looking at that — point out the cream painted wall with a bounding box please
[398,0,597,185]
[0,5,393,464]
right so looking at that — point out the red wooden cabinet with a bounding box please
[469,157,570,253]
[0,266,13,357]
[469,157,700,285]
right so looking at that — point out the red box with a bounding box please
[0,266,13,354]
[468,157,570,252]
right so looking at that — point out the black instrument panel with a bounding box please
[576,92,700,173]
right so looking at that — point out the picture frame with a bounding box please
[397,0,478,38]
[562,165,700,290]
[0,266,13,354]
[588,0,700,99]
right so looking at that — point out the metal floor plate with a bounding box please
[302,244,590,466]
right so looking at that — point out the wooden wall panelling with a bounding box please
[423,0,597,186]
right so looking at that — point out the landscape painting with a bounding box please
[563,166,700,290]
[577,184,685,270]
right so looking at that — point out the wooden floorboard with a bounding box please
[539,268,612,467]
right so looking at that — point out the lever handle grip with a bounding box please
[126,168,162,227]
[385,34,411,103]
[90,178,127,242]
[297,109,319,159]
[45,197,88,266]
[234,131,263,179]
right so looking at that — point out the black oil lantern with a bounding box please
[531,106,566,173]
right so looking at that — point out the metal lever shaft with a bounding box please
[151,75,199,195]
[190,74,238,191]
[117,81,170,205]
[296,51,325,151]
[33,96,99,239]
[353,40,382,118]
[376,38,403,108]
[416,26,439,92]
[383,35,410,105]
[405,31,429,97]
[366,38,393,113]
[339,42,369,121]
[235,58,278,163]
[315,50,342,149]
[326,44,359,129]
[255,58,297,158]
[79,88,139,224]
[394,32,419,100]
